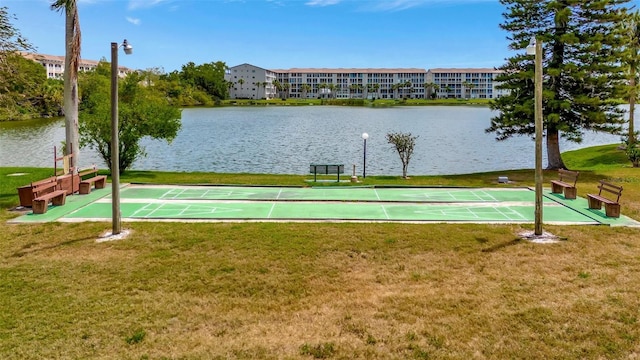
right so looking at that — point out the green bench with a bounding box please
[310,164,344,182]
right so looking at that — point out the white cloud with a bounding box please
[368,0,423,11]
[305,0,341,6]
[126,17,141,25]
[127,0,171,10]
[360,0,498,11]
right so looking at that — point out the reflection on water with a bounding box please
[0,106,633,175]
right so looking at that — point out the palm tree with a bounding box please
[423,82,439,99]
[328,83,338,99]
[318,83,327,99]
[624,11,640,146]
[391,83,402,99]
[300,83,311,99]
[282,82,290,100]
[237,78,244,98]
[444,85,453,98]
[226,80,234,98]
[366,84,374,99]
[404,80,412,99]
[51,0,81,169]
[349,83,363,99]
[272,80,282,99]
[262,81,269,99]
[373,83,380,99]
[462,81,476,99]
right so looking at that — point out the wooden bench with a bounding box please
[587,180,623,218]
[550,169,579,199]
[310,164,344,182]
[31,178,67,214]
[79,167,107,194]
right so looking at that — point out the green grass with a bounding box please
[2,144,640,359]
[563,144,629,170]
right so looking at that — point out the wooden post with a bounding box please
[534,39,544,236]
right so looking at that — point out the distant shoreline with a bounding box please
[217,98,492,108]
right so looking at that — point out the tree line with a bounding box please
[0,57,231,122]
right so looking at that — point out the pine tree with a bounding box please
[487,0,631,169]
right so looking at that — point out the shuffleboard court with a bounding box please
[10,184,640,226]
[117,185,555,203]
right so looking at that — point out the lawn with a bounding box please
[1,144,639,359]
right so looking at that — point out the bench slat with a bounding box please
[79,175,107,194]
[550,169,579,199]
[587,180,622,217]
[32,189,67,214]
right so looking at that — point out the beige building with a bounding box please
[229,64,506,100]
[225,63,278,99]
[21,52,133,79]
[426,68,505,99]
[271,68,427,99]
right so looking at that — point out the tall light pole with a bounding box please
[527,36,543,236]
[111,39,133,235]
[362,132,369,178]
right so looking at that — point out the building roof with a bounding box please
[228,63,276,73]
[22,52,99,66]
[428,68,500,73]
[21,52,133,72]
[272,68,428,74]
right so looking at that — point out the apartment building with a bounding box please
[426,68,505,99]
[21,52,133,79]
[270,68,427,99]
[225,63,278,99]
[229,64,505,100]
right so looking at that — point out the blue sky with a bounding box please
[4,0,638,73]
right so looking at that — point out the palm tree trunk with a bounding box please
[60,0,81,170]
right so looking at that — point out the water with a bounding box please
[0,106,633,176]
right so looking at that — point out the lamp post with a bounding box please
[361,132,369,178]
[527,36,543,236]
[111,39,133,235]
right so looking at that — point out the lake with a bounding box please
[0,106,634,176]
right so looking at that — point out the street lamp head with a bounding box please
[122,39,133,55]
[362,132,369,140]
[526,36,536,56]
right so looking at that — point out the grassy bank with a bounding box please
[1,144,640,359]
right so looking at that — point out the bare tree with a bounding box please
[386,131,418,179]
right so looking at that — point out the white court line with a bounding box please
[276,188,283,200]
[267,202,276,218]
[143,203,167,218]
[374,188,381,201]
[465,208,480,219]
[381,204,390,219]
[159,188,176,199]
[475,190,499,202]
[493,206,526,221]
[163,188,184,199]
[130,202,156,218]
